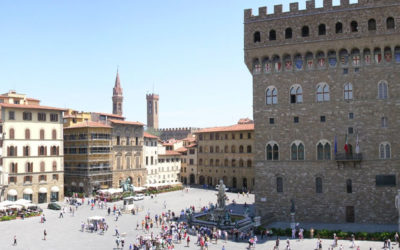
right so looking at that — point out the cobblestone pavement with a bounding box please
[0,188,392,250]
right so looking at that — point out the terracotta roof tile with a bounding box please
[186,144,197,148]
[159,150,182,156]
[93,112,125,119]
[144,132,158,139]
[175,147,188,153]
[64,121,112,129]
[196,123,254,133]
[0,103,67,111]
[109,119,144,126]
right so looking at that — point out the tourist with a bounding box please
[186,235,190,247]
[115,226,119,236]
[43,229,47,241]
[13,235,17,246]
[310,228,314,239]
[395,232,399,245]
[351,234,355,248]
[275,237,280,249]
[291,228,296,239]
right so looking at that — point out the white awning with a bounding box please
[38,187,47,193]
[71,182,77,186]
[23,188,33,195]
[7,189,17,196]
[51,186,59,192]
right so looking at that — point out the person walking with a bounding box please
[186,235,190,247]
[13,235,17,246]
[43,229,47,240]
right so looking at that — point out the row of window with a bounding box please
[266,81,388,105]
[265,141,391,160]
[253,17,396,43]
[8,111,59,122]
[158,158,180,163]
[198,132,252,141]
[198,158,252,168]
[7,128,58,140]
[276,175,396,193]
[115,136,140,146]
[198,145,252,154]
[8,174,59,184]
[252,46,400,74]
[7,145,60,157]
[158,166,179,172]
[9,161,58,174]
[268,115,389,130]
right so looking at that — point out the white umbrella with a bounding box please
[0,201,14,207]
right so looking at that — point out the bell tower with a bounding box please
[112,70,123,116]
[146,93,159,129]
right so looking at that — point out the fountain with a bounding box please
[189,180,254,231]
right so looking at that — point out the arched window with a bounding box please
[231,145,236,153]
[26,162,33,173]
[23,146,30,156]
[224,145,228,153]
[316,83,330,102]
[294,54,303,70]
[247,160,252,168]
[210,146,214,153]
[387,17,395,30]
[52,129,57,140]
[290,85,303,104]
[285,28,292,39]
[253,31,261,43]
[9,128,15,139]
[199,159,203,165]
[379,142,391,159]
[283,54,292,71]
[252,59,261,74]
[266,86,278,105]
[344,83,353,100]
[224,159,228,167]
[316,177,323,193]
[199,146,203,153]
[336,22,343,33]
[216,146,220,153]
[247,145,252,153]
[328,50,337,67]
[239,159,244,167]
[215,159,220,166]
[266,142,279,160]
[239,145,244,153]
[25,129,30,139]
[346,179,352,193]
[269,30,276,41]
[52,161,57,171]
[318,24,326,35]
[350,21,358,32]
[9,163,17,173]
[209,159,214,166]
[51,146,58,155]
[368,19,376,31]
[40,129,45,140]
[291,141,304,160]
[378,81,388,99]
[231,159,236,167]
[301,26,309,37]
[317,140,331,160]
[276,177,283,193]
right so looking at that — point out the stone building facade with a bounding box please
[195,120,255,191]
[143,132,159,186]
[180,136,197,185]
[244,0,400,224]
[0,93,65,203]
[63,122,113,194]
[110,120,146,187]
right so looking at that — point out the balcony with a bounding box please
[335,153,362,168]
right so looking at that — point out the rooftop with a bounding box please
[196,120,254,134]
[0,103,67,112]
[159,150,182,156]
[64,121,112,129]
[109,119,144,126]
[144,132,158,139]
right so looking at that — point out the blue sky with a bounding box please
[0,0,356,128]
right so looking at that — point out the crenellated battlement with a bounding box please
[146,93,159,100]
[155,127,199,132]
[244,0,397,22]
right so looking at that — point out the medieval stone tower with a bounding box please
[112,70,123,116]
[245,0,400,224]
[146,93,159,129]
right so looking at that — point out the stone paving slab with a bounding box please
[0,188,392,250]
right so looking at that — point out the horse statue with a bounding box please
[120,177,135,194]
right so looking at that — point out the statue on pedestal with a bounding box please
[217,180,227,210]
